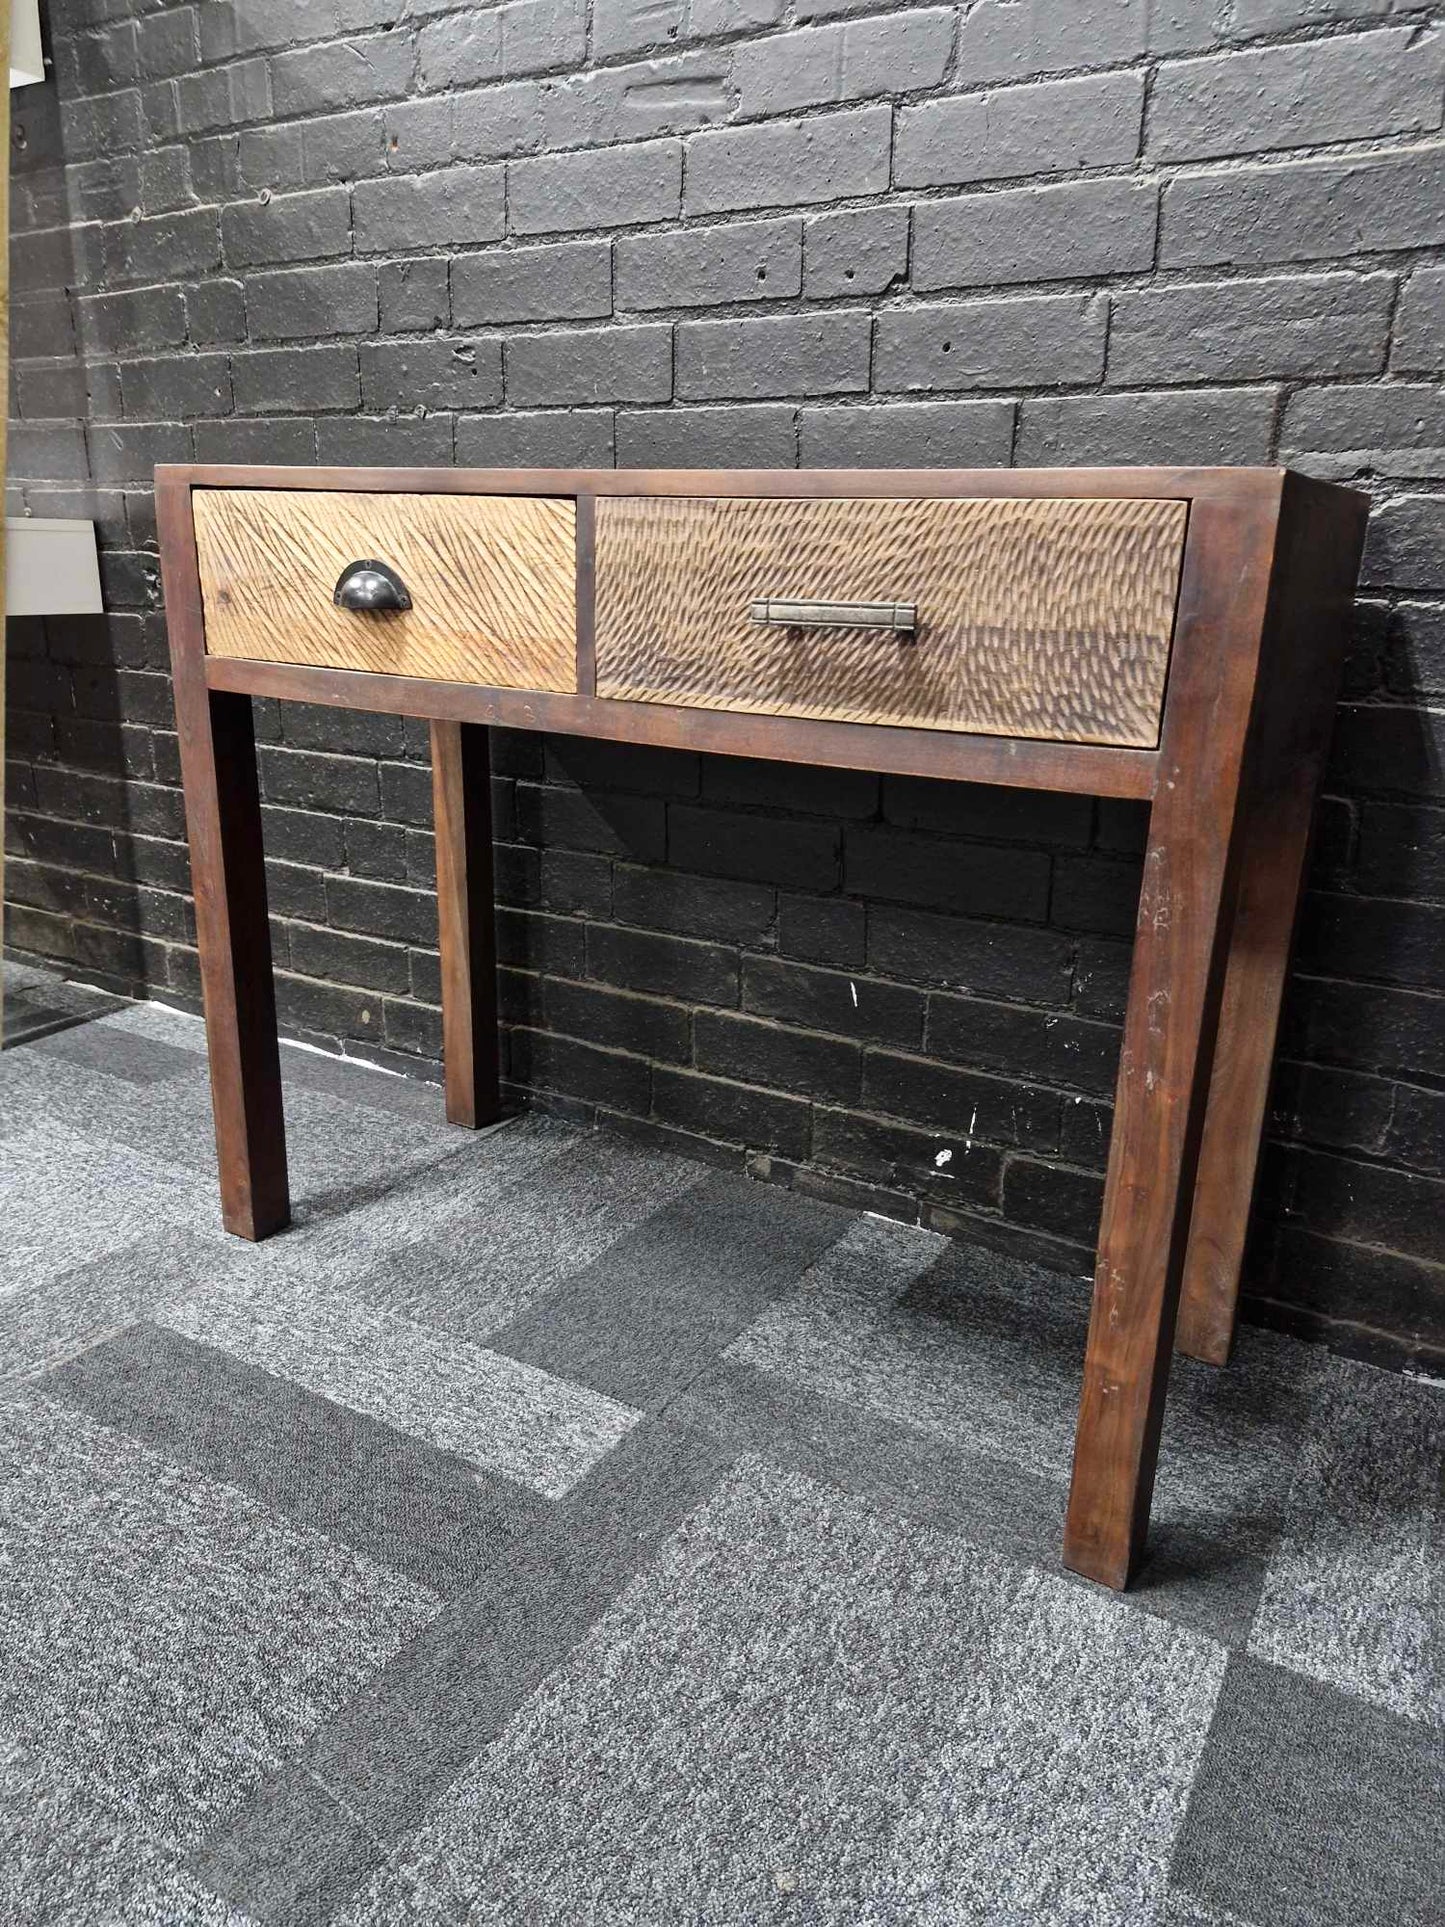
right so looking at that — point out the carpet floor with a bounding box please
[1,984,1440,1926]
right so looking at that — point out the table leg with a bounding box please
[431,719,501,1128]
[1063,793,1241,1588]
[1175,793,1316,1365]
[178,688,290,1241]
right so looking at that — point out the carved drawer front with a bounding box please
[594,495,1188,748]
[194,488,578,691]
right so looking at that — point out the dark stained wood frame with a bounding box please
[156,462,1367,1590]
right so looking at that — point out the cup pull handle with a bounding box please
[334,559,412,612]
[749,597,916,633]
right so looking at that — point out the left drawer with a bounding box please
[193,488,579,691]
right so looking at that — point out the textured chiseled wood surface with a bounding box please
[195,488,578,690]
[595,495,1189,747]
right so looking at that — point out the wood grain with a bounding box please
[194,488,578,689]
[157,475,290,1241]
[432,719,501,1130]
[1063,485,1284,1589]
[1175,473,1370,1365]
[204,653,1160,799]
[595,495,1188,748]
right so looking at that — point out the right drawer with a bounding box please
[593,495,1188,749]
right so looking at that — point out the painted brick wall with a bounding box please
[4,0,1443,1368]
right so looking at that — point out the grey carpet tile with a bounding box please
[194,1414,741,1924]
[6,996,1442,1927]
[674,1358,1269,1650]
[42,1321,551,1599]
[337,1457,1224,1927]
[0,1391,437,1849]
[1171,1653,1445,1927]
[1248,1353,1445,1727]
[734,1215,1316,1545]
[0,1224,309,1391]
[343,1129,711,1344]
[26,1017,201,1085]
[158,1266,639,1499]
[491,1167,853,1408]
[0,1727,256,1927]
[0,1121,213,1294]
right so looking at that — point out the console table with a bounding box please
[156,464,1366,1591]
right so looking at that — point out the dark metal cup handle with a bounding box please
[334,559,412,612]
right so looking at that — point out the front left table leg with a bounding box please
[177,687,291,1241]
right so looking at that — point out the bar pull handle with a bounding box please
[749,597,917,634]
[334,559,412,612]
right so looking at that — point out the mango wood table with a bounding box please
[157,463,1366,1590]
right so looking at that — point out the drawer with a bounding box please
[194,488,578,691]
[594,495,1188,748]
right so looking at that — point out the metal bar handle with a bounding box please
[748,597,917,634]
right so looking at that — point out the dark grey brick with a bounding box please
[232,344,362,414]
[384,95,457,171]
[360,337,504,412]
[802,206,908,299]
[594,0,787,61]
[119,353,233,420]
[876,293,1106,392]
[246,262,379,339]
[198,0,405,60]
[222,186,352,268]
[1017,386,1280,466]
[417,0,585,88]
[354,166,506,254]
[379,258,450,333]
[174,58,272,136]
[86,208,224,290]
[676,311,868,399]
[617,219,800,311]
[1282,384,1445,465]
[508,139,682,236]
[315,415,456,464]
[1392,265,1445,375]
[913,179,1159,292]
[194,418,319,465]
[1361,496,1445,593]
[455,408,616,466]
[734,10,954,117]
[60,88,144,160]
[74,285,187,356]
[1109,272,1394,384]
[955,0,1150,80]
[897,71,1143,189]
[86,421,193,485]
[1148,28,1444,164]
[506,324,672,405]
[186,279,248,346]
[304,108,389,185]
[451,82,545,162]
[799,400,1014,467]
[7,421,92,482]
[616,404,796,467]
[1162,146,1445,269]
[270,31,415,117]
[452,240,612,326]
[235,124,304,194]
[685,105,891,216]
[541,50,732,149]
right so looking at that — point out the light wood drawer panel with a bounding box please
[594,495,1188,748]
[195,488,578,691]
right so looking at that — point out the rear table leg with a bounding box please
[431,719,501,1129]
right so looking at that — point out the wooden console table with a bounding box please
[156,464,1366,1591]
